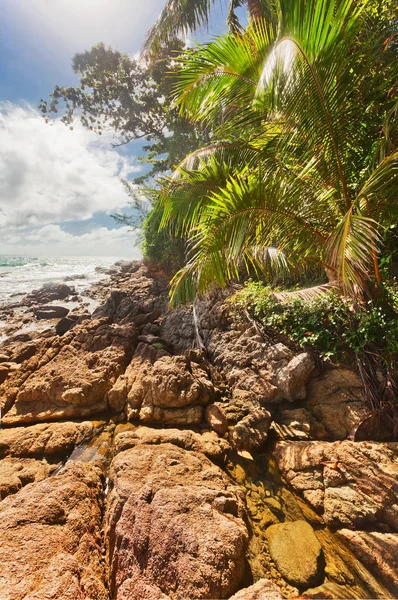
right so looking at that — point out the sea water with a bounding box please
[0,255,124,307]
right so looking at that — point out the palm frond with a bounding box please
[142,0,215,59]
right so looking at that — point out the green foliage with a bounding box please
[142,206,185,274]
[154,0,398,305]
[39,41,207,184]
[231,282,398,361]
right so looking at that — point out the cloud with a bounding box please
[0,224,141,258]
[0,102,142,230]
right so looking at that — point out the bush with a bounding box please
[230,282,398,363]
[142,205,185,275]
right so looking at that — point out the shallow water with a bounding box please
[0,255,124,307]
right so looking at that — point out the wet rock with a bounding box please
[34,305,70,320]
[307,368,368,439]
[0,462,107,600]
[338,529,398,595]
[27,282,75,304]
[229,578,283,600]
[229,407,272,452]
[106,443,249,600]
[55,314,87,336]
[206,403,229,435]
[1,319,136,424]
[0,456,54,500]
[276,353,315,401]
[274,441,398,530]
[114,426,231,463]
[109,342,215,425]
[0,421,95,459]
[265,520,324,588]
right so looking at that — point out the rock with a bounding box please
[205,403,229,435]
[207,326,278,403]
[265,520,324,588]
[230,579,284,600]
[106,443,249,599]
[160,305,196,353]
[223,389,263,424]
[338,529,398,595]
[27,282,75,304]
[0,363,9,384]
[0,462,107,600]
[109,342,215,425]
[1,319,136,424]
[272,407,328,441]
[34,305,70,320]
[307,368,368,439]
[114,426,231,463]
[276,353,315,401]
[55,314,83,336]
[0,456,54,500]
[229,407,272,452]
[274,441,398,530]
[0,421,95,459]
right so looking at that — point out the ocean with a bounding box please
[0,255,124,307]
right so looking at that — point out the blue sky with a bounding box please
[0,0,232,257]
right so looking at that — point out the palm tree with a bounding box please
[153,0,398,306]
[142,0,277,58]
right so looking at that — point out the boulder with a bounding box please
[229,407,272,452]
[276,353,315,401]
[306,368,368,439]
[206,403,229,435]
[274,441,398,530]
[106,443,249,600]
[27,283,75,304]
[229,578,283,600]
[0,462,107,600]
[108,342,215,425]
[0,456,54,500]
[114,426,231,463]
[34,305,70,320]
[1,319,136,424]
[265,520,324,588]
[0,421,95,459]
[338,529,398,595]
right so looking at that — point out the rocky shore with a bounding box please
[0,261,396,599]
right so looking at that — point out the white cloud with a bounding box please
[0,224,141,258]
[0,102,142,230]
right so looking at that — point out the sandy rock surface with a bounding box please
[0,462,107,600]
[106,443,249,600]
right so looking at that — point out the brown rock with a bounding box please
[106,443,249,599]
[276,353,315,401]
[205,402,229,435]
[109,342,215,425]
[307,368,368,439]
[274,441,398,530]
[0,456,54,500]
[114,426,231,462]
[34,305,70,320]
[229,578,284,600]
[338,529,398,595]
[0,462,107,600]
[229,407,272,452]
[0,421,95,459]
[265,520,324,588]
[1,318,136,424]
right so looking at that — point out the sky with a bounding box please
[0,0,230,257]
